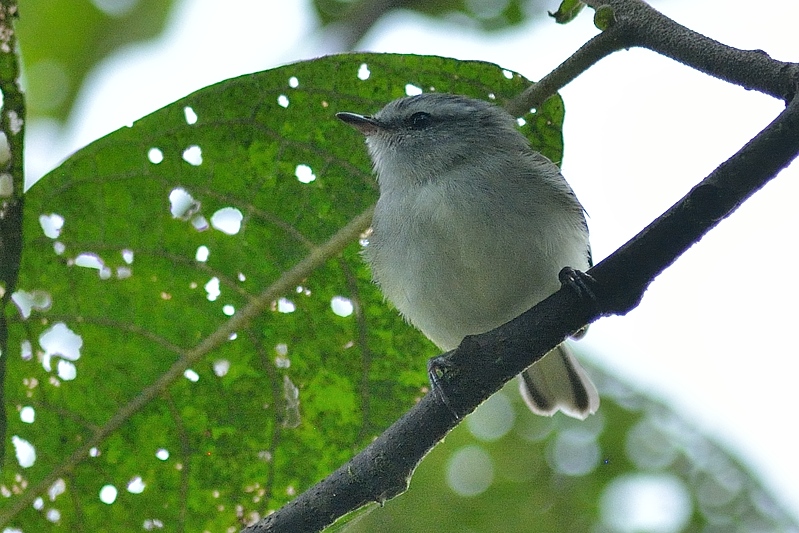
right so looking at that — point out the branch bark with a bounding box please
[508,0,799,115]
[245,1,799,532]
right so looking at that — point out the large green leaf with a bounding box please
[2,53,564,531]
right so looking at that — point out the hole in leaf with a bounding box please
[275,343,290,368]
[295,164,316,184]
[8,110,23,134]
[39,213,64,238]
[196,245,209,262]
[184,369,200,382]
[75,253,111,278]
[191,215,209,231]
[127,476,146,494]
[11,289,52,319]
[405,84,423,96]
[357,63,370,80]
[213,360,230,377]
[276,298,295,313]
[258,451,272,462]
[288,76,299,88]
[182,145,203,166]
[147,147,164,164]
[222,305,235,316]
[210,207,243,235]
[99,485,117,504]
[20,406,35,423]
[46,509,61,523]
[57,360,77,381]
[184,106,198,125]
[21,339,32,360]
[12,435,36,468]
[144,519,165,530]
[48,478,66,500]
[75,253,103,269]
[204,277,220,301]
[39,322,83,373]
[169,188,200,220]
[331,296,354,317]
[277,94,289,108]
[282,376,301,428]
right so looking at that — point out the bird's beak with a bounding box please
[336,112,383,136]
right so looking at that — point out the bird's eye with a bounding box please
[408,111,433,129]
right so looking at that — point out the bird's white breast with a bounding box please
[366,169,588,351]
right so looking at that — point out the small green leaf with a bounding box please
[594,4,617,31]
[548,0,586,24]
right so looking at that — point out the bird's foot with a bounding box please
[427,354,461,419]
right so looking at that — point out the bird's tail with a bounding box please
[519,343,599,420]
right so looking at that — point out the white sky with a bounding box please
[26,0,799,520]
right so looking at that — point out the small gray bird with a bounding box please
[337,93,599,419]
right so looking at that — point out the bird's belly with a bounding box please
[370,225,576,351]
[368,180,588,351]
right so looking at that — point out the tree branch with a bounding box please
[506,22,632,115]
[582,0,799,101]
[508,0,799,116]
[245,2,799,532]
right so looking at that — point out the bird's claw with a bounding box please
[427,354,460,419]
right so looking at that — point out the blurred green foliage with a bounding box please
[345,362,799,532]
[17,0,176,122]
[313,0,546,31]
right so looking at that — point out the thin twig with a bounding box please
[506,23,631,115]
[582,0,799,101]
[508,0,799,116]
